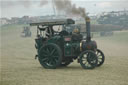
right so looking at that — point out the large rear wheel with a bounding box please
[38,43,62,69]
[79,50,98,69]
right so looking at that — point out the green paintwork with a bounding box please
[64,42,72,56]
[47,36,62,43]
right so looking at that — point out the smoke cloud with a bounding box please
[54,0,86,17]
[1,0,86,18]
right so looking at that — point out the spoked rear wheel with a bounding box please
[79,50,98,69]
[96,49,105,67]
[38,43,62,69]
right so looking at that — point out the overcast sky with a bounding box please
[0,0,128,19]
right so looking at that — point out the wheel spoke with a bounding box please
[43,54,49,57]
[53,56,58,58]
[83,54,87,57]
[87,64,91,67]
[42,50,48,54]
[87,53,91,58]
[97,54,102,56]
[46,47,50,53]
[52,59,56,65]
[98,58,102,59]
[85,62,90,66]
[83,60,88,64]
[49,60,53,65]
[82,57,87,61]
[47,59,51,64]
[54,59,58,63]
[51,48,56,55]
[98,59,102,62]
[41,58,48,62]
[96,52,99,55]
[53,52,58,56]
[82,58,87,61]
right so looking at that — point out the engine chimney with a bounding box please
[85,16,91,42]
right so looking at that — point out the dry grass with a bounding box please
[0,25,128,85]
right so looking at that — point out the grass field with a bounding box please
[0,24,128,85]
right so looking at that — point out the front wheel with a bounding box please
[79,50,98,69]
[96,49,105,67]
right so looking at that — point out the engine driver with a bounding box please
[72,28,83,41]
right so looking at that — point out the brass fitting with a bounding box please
[86,17,90,22]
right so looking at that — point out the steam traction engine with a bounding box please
[30,17,105,69]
